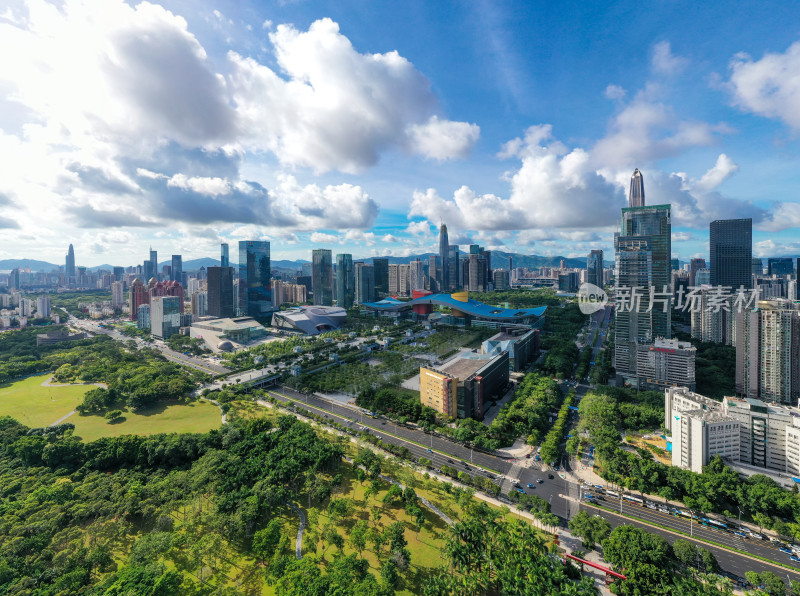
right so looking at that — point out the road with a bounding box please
[264,383,800,583]
[69,317,231,375]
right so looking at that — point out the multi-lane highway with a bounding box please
[263,383,800,583]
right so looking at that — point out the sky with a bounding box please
[1,0,800,267]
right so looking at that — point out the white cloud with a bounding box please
[167,173,231,196]
[758,202,800,232]
[229,18,478,172]
[672,231,694,242]
[310,232,339,244]
[407,116,480,161]
[727,41,800,129]
[604,84,626,100]
[695,153,739,191]
[651,41,688,75]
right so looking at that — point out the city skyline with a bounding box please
[1,1,800,266]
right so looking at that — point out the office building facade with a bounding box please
[635,337,696,391]
[614,204,672,385]
[372,257,389,294]
[150,296,181,339]
[239,241,272,316]
[220,243,229,268]
[65,244,75,278]
[587,249,603,287]
[312,249,333,306]
[710,219,752,289]
[354,263,375,305]
[768,258,794,278]
[335,253,354,309]
[689,258,706,286]
[207,266,235,318]
[438,223,449,291]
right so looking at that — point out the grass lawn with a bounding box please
[0,374,92,428]
[71,399,222,442]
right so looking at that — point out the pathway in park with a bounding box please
[286,503,306,559]
[41,375,108,427]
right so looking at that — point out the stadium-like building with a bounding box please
[271,305,347,335]
[360,291,546,328]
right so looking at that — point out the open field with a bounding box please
[71,399,223,442]
[0,374,91,428]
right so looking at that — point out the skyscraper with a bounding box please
[171,255,182,282]
[428,255,438,292]
[373,257,389,294]
[354,263,375,305]
[335,253,354,309]
[65,244,75,278]
[768,258,794,278]
[238,241,272,316]
[587,250,603,287]
[312,249,333,306]
[614,204,672,386]
[150,249,158,281]
[207,266,234,318]
[220,243,229,268]
[448,245,460,290]
[689,258,706,286]
[438,223,449,292]
[409,259,425,292]
[150,296,181,339]
[710,219,752,289]
[629,168,645,207]
[128,278,147,321]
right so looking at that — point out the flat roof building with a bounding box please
[190,317,267,352]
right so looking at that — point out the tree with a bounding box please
[253,519,283,563]
[672,539,698,569]
[568,510,611,550]
[105,410,123,424]
[380,559,399,589]
[349,520,368,557]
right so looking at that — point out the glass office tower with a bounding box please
[710,218,752,289]
[312,249,333,306]
[238,241,271,316]
[336,253,354,308]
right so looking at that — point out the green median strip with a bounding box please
[268,390,503,475]
[584,501,800,574]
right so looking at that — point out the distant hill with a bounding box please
[0,259,60,272]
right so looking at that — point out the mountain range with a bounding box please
[0,251,614,273]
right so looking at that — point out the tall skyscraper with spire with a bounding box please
[629,168,645,207]
[438,223,449,292]
[65,244,75,277]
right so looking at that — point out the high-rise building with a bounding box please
[736,301,800,404]
[635,337,696,390]
[354,263,375,305]
[752,258,764,277]
[171,255,182,282]
[587,250,603,287]
[388,263,400,295]
[111,281,125,308]
[191,291,208,317]
[768,258,794,278]
[629,168,645,207]
[151,296,181,339]
[65,244,75,278]
[468,253,486,292]
[128,278,148,321]
[220,243,229,268]
[398,264,410,297]
[614,204,672,386]
[695,269,711,286]
[492,269,509,290]
[113,266,124,280]
[438,223,449,291]
[710,219,752,289]
[149,249,158,281]
[409,259,425,292]
[312,249,333,306]
[137,304,150,330]
[335,254,354,309]
[207,266,235,318]
[8,268,19,290]
[689,258,706,286]
[427,256,438,292]
[239,241,272,316]
[35,296,50,319]
[448,245,460,291]
[373,257,389,294]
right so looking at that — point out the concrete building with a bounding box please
[190,317,267,352]
[409,259,425,292]
[420,351,509,420]
[273,280,307,307]
[191,291,208,317]
[111,281,125,308]
[689,258,706,286]
[492,269,510,290]
[482,326,540,371]
[736,301,800,404]
[635,337,696,391]
[35,296,50,319]
[137,304,151,330]
[690,288,734,345]
[271,305,347,335]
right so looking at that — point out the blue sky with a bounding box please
[1,0,799,266]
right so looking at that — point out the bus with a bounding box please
[622,494,644,505]
[606,490,620,498]
[702,518,728,531]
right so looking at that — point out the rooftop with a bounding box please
[440,353,498,379]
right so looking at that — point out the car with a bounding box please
[537,478,544,483]
[780,547,792,554]
[527,483,535,488]
[447,459,454,464]
[427,449,433,453]
[516,488,525,494]
[534,455,541,462]
[553,465,560,471]
[769,537,782,544]
[733,530,747,538]
[548,473,554,479]
[791,555,800,562]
